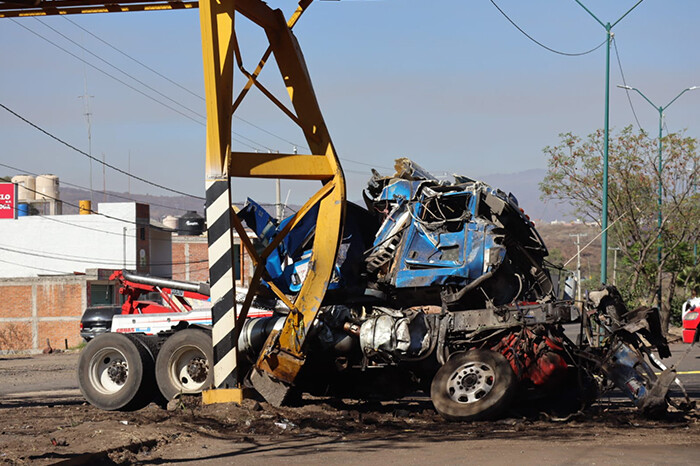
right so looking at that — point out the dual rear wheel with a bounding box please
[78,329,214,411]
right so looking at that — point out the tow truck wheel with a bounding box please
[78,333,155,411]
[431,349,516,421]
[155,329,213,400]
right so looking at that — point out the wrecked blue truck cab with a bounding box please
[240,158,551,311]
[363,164,552,310]
[235,159,691,420]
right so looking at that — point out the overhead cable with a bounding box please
[7,183,176,232]
[62,15,205,102]
[0,244,208,267]
[19,18,391,173]
[612,37,647,136]
[36,18,207,123]
[12,19,263,151]
[489,0,607,57]
[62,15,302,151]
[59,16,393,170]
[0,102,205,200]
[0,161,199,213]
[0,257,75,275]
[7,203,194,245]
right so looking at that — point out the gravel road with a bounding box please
[1,345,699,465]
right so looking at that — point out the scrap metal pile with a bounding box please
[78,159,696,420]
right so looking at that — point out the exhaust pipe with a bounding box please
[238,316,285,358]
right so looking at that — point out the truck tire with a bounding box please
[78,333,155,411]
[155,329,213,400]
[430,349,516,421]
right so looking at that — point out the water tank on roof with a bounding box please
[178,211,205,236]
[163,215,178,232]
[35,174,59,201]
[11,175,35,201]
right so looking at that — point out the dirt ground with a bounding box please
[1,352,699,465]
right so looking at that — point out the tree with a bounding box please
[540,126,699,330]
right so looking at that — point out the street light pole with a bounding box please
[575,0,644,284]
[617,84,699,307]
[691,159,698,266]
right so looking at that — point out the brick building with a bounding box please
[0,232,257,353]
[0,269,117,352]
[171,233,254,286]
[0,198,259,352]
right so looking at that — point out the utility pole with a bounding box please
[275,178,282,221]
[695,162,698,265]
[570,233,588,303]
[574,0,644,284]
[128,150,131,195]
[273,149,282,222]
[123,226,127,269]
[102,152,106,202]
[78,76,94,203]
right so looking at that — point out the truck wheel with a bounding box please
[431,349,516,421]
[78,333,155,411]
[155,329,213,400]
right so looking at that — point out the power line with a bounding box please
[16,18,391,176]
[62,15,204,102]
[43,18,285,153]
[57,16,393,170]
[11,19,263,152]
[0,161,198,213]
[35,18,206,124]
[8,203,139,237]
[9,183,176,233]
[58,15,393,169]
[0,257,75,275]
[62,15,298,151]
[0,244,208,267]
[489,0,607,57]
[663,119,671,138]
[7,202,195,245]
[0,102,205,200]
[11,20,204,128]
[612,37,646,136]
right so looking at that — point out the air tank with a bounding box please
[35,174,59,201]
[11,175,35,201]
[177,211,205,236]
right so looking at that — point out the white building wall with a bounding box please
[0,202,171,278]
[150,227,173,278]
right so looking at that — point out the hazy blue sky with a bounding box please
[1,0,699,208]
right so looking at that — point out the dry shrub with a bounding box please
[0,323,32,352]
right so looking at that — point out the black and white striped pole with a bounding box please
[199,0,242,403]
[205,179,239,392]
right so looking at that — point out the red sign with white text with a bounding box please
[0,183,17,219]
